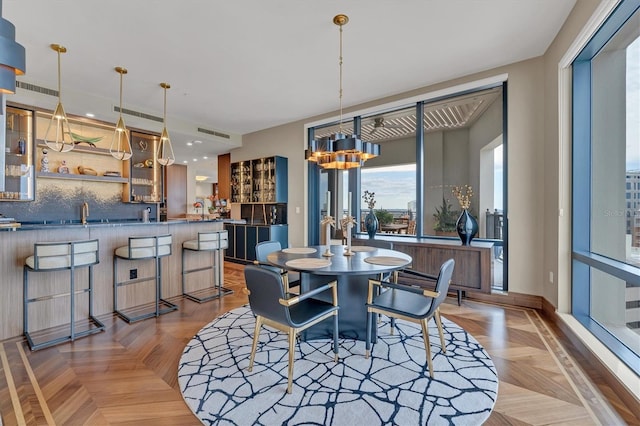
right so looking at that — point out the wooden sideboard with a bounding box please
[353,235,494,296]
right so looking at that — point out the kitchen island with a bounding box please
[0,219,226,340]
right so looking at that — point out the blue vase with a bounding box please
[365,210,379,239]
[456,209,478,246]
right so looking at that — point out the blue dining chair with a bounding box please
[244,264,340,394]
[365,259,455,378]
[254,240,300,293]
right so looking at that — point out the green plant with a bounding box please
[433,197,459,232]
[375,209,394,225]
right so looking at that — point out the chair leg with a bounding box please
[365,310,372,358]
[287,329,295,394]
[434,309,446,354]
[421,319,434,378]
[333,313,339,362]
[248,316,262,372]
[283,273,290,294]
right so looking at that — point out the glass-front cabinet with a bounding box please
[231,156,287,204]
[1,105,34,201]
[123,131,162,203]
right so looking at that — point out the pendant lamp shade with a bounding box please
[157,82,175,166]
[0,0,26,94]
[44,44,74,153]
[110,66,132,160]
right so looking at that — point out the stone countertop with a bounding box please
[2,218,227,231]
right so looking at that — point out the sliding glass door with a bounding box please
[308,84,507,290]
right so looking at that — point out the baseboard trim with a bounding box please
[540,299,640,416]
[466,290,542,309]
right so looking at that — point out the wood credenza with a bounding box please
[353,235,494,294]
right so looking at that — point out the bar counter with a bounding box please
[0,219,227,340]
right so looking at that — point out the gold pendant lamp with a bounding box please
[156,82,175,166]
[306,15,380,169]
[44,44,74,153]
[110,66,132,160]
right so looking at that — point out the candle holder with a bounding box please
[321,215,335,257]
[341,215,356,256]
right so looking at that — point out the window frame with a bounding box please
[307,82,509,291]
[571,0,640,374]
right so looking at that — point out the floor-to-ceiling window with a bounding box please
[572,0,640,374]
[308,85,507,290]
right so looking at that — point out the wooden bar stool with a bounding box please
[182,229,232,302]
[113,234,178,323]
[23,239,104,350]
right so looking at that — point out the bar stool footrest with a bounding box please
[25,315,105,351]
[183,286,234,303]
[114,299,179,323]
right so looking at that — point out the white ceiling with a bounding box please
[3,0,576,166]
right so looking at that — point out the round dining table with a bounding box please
[267,244,412,341]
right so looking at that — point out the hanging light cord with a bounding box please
[57,48,62,102]
[119,71,124,117]
[338,20,344,133]
[163,85,167,124]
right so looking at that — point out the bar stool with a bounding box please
[113,234,178,323]
[182,229,233,302]
[23,239,104,350]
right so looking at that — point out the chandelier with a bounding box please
[306,14,380,170]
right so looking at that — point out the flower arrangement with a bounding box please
[363,190,376,210]
[207,194,217,204]
[452,185,473,210]
[193,201,203,208]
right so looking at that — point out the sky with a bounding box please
[360,165,417,212]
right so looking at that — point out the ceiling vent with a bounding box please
[16,80,58,97]
[114,106,163,123]
[197,127,230,139]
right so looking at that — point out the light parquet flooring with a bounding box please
[1,261,638,425]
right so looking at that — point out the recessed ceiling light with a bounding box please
[85,113,95,118]
[186,142,193,146]
[203,156,208,159]
[183,160,188,164]
[194,140,202,144]
[193,158,198,162]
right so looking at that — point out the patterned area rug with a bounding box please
[178,306,498,425]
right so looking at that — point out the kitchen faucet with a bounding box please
[81,202,89,225]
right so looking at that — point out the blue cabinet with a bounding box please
[224,224,288,263]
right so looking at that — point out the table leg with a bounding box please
[300,272,377,342]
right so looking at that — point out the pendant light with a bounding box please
[156,82,175,166]
[306,15,380,169]
[44,44,74,153]
[0,0,26,94]
[110,66,132,160]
